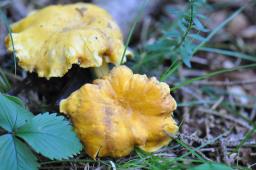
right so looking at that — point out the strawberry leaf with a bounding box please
[0,93,33,132]
[0,134,38,170]
[16,112,82,160]
[189,163,233,170]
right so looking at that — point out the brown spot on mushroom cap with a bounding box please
[75,7,87,17]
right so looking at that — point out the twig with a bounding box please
[211,96,224,110]
[250,104,256,120]
[198,108,253,130]
[179,133,208,144]
[249,162,256,168]
[178,133,256,148]
[220,139,229,165]
[180,87,208,106]
[165,132,213,162]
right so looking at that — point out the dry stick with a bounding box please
[220,139,230,165]
[250,105,256,120]
[249,162,256,169]
[179,134,208,144]
[211,96,224,110]
[198,108,253,130]
[194,78,256,86]
[179,133,256,148]
[165,132,212,162]
[199,148,215,152]
[181,87,206,105]
[179,68,191,134]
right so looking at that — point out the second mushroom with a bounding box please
[60,66,178,158]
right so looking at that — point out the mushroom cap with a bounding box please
[60,66,178,158]
[5,3,126,78]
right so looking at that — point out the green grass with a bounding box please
[120,0,149,64]
[170,63,256,92]
[1,0,256,169]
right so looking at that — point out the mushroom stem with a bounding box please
[92,61,110,78]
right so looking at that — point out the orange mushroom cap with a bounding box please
[5,3,126,79]
[60,66,178,158]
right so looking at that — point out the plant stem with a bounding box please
[92,61,110,78]
[173,0,194,52]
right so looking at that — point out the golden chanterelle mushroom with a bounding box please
[5,3,126,79]
[60,66,178,158]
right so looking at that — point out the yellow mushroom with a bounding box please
[60,66,178,158]
[5,3,126,79]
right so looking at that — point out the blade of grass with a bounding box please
[170,63,256,92]
[120,0,149,64]
[177,100,216,107]
[0,9,16,74]
[192,5,246,54]
[0,68,11,92]
[232,128,256,154]
[200,47,256,62]
[160,59,181,81]
[170,131,229,163]
[174,138,207,162]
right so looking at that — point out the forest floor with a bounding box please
[0,0,256,169]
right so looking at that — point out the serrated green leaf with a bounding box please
[0,134,38,170]
[189,163,233,170]
[197,14,207,20]
[0,93,33,132]
[16,112,82,160]
[145,39,175,52]
[180,41,193,67]
[189,34,206,41]
[164,30,180,38]
[178,20,187,32]
[193,6,245,54]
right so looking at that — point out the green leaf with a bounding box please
[16,112,82,160]
[180,40,193,67]
[199,47,256,62]
[160,59,181,81]
[193,5,245,54]
[0,68,11,93]
[193,17,209,32]
[189,34,206,41]
[189,163,233,170]
[0,93,33,132]
[170,63,256,92]
[3,94,26,108]
[0,134,38,170]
